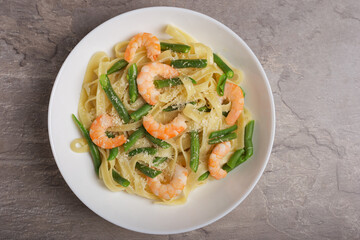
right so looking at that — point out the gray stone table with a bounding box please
[1,0,359,239]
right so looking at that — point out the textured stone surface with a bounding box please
[1,0,360,239]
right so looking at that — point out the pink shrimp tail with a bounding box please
[143,114,187,140]
[137,62,179,105]
[147,165,188,200]
[124,32,161,62]
[89,114,127,149]
[208,141,231,180]
[224,82,244,125]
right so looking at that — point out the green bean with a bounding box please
[108,147,118,161]
[216,73,227,96]
[190,131,200,172]
[99,74,130,123]
[244,120,255,139]
[128,147,157,156]
[162,105,181,112]
[127,63,138,103]
[143,127,171,149]
[123,128,145,152]
[106,132,115,138]
[226,149,245,169]
[135,162,162,178]
[240,86,246,98]
[213,53,234,78]
[198,106,211,112]
[154,78,181,88]
[222,164,232,173]
[242,120,254,160]
[154,77,196,89]
[112,169,130,187]
[171,59,207,68]
[222,111,229,117]
[107,59,128,75]
[223,120,255,172]
[208,132,237,144]
[223,155,243,172]
[160,42,191,53]
[72,114,101,176]
[153,157,168,166]
[198,171,210,181]
[162,102,196,112]
[209,125,238,139]
[197,106,228,116]
[106,132,118,161]
[130,104,152,121]
[188,77,197,84]
[190,77,198,84]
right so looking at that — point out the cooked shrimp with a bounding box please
[143,114,187,140]
[223,82,244,125]
[124,32,161,62]
[147,164,188,200]
[208,141,231,180]
[137,62,179,105]
[89,114,126,149]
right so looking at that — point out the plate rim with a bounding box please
[48,6,276,235]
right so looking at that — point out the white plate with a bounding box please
[48,7,275,234]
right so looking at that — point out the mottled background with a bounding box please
[1,0,359,239]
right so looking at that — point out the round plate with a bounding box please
[48,7,275,234]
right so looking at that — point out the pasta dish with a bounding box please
[71,25,254,205]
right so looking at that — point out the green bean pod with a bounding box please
[216,73,227,96]
[171,59,207,68]
[153,157,168,166]
[106,132,116,138]
[222,111,229,117]
[198,171,210,181]
[128,147,157,157]
[240,86,246,98]
[160,42,191,53]
[143,127,171,149]
[154,77,196,89]
[107,59,128,75]
[123,128,145,152]
[127,63,138,103]
[162,104,181,112]
[135,162,162,178]
[154,78,182,88]
[222,164,232,173]
[72,114,101,176]
[226,149,245,169]
[209,125,238,139]
[213,53,234,78]
[112,169,130,187]
[130,104,152,121]
[240,120,254,161]
[208,132,237,144]
[106,133,120,162]
[99,74,130,123]
[198,106,211,112]
[190,131,200,172]
[223,120,255,172]
[108,147,119,161]
[187,77,197,84]
[163,102,196,112]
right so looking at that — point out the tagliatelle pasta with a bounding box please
[71,25,252,205]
